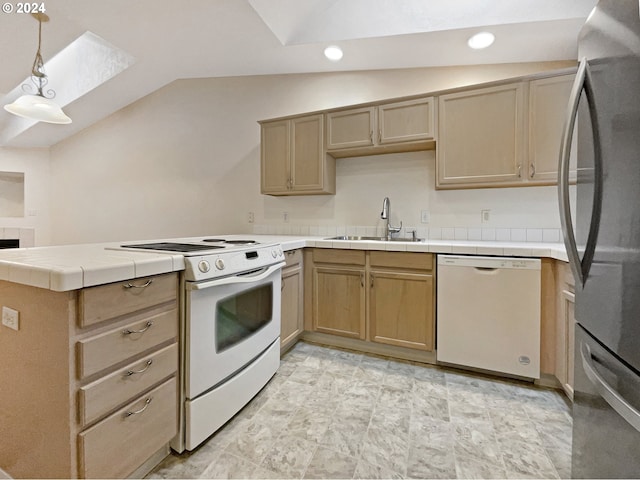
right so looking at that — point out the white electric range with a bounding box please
[111,236,285,452]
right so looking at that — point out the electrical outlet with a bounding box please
[481,209,491,223]
[283,212,289,223]
[248,212,255,223]
[421,210,430,224]
[2,307,19,331]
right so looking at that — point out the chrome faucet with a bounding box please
[381,197,402,240]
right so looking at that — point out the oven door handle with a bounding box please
[186,261,286,291]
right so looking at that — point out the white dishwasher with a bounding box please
[436,255,541,379]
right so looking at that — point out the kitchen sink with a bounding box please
[326,236,425,242]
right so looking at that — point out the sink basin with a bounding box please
[326,236,424,243]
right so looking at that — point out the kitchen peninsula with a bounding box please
[0,234,570,479]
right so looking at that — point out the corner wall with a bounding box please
[0,147,50,246]
[49,61,575,245]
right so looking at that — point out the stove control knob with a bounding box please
[278,248,283,256]
[198,260,210,273]
[271,249,277,258]
[215,258,225,270]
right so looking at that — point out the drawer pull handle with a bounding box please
[122,321,153,335]
[123,279,153,289]
[124,397,152,418]
[125,359,153,376]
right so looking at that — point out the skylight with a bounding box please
[1,31,135,142]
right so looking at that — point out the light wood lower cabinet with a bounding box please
[78,377,177,479]
[0,272,179,479]
[281,249,304,351]
[555,262,576,399]
[369,270,434,350]
[309,249,434,352]
[540,259,576,399]
[313,265,366,339]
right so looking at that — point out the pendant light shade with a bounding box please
[4,94,71,124]
[4,13,72,125]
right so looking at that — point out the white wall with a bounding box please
[0,147,50,245]
[49,61,574,245]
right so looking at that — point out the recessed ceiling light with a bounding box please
[324,45,343,61]
[467,32,495,50]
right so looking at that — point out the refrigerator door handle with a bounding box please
[581,342,640,433]
[558,57,603,287]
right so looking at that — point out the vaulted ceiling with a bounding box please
[0,0,596,147]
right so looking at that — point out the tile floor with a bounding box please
[149,341,572,479]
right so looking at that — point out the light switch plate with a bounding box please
[2,306,19,331]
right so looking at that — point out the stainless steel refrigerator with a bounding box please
[558,0,640,477]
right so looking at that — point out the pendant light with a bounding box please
[4,13,71,124]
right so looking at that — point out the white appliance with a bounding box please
[112,238,285,452]
[436,255,541,379]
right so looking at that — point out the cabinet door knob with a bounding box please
[517,164,522,178]
[360,272,364,288]
[530,163,536,178]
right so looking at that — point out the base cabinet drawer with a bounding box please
[78,343,178,426]
[78,377,177,479]
[79,273,178,327]
[77,308,178,379]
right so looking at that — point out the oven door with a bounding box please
[185,261,284,399]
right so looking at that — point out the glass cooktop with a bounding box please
[122,242,225,252]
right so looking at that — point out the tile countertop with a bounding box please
[0,234,568,292]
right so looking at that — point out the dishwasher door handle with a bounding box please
[474,266,498,273]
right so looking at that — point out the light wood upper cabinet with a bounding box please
[437,83,525,188]
[326,97,435,156]
[378,98,435,144]
[260,120,290,194]
[437,72,577,189]
[325,107,375,150]
[528,74,577,183]
[260,114,335,196]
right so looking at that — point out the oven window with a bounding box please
[215,283,273,352]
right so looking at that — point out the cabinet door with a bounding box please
[260,120,290,194]
[369,271,434,351]
[312,266,365,339]
[437,83,525,188]
[563,289,576,399]
[528,75,577,183]
[326,107,375,150]
[281,265,303,350]
[291,114,324,192]
[378,97,435,144]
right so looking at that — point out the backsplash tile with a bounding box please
[543,228,560,243]
[496,228,511,241]
[454,227,468,240]
[251,224,563,243]
[511,228,527,242]
[467,228,482,241]
[526,228,543,242]
[481,228,496,241]
[441,227,455,240]
[0,227,35,247]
